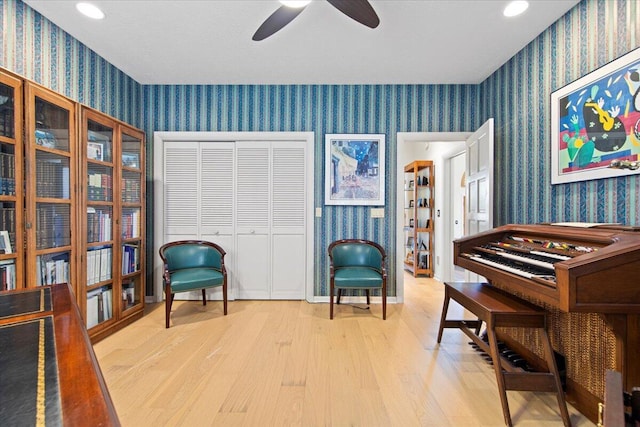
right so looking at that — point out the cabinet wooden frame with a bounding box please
[0,70,24,290]
[80,106,145,343]
[24,81,78,294]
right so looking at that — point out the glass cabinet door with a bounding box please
[0,71,23,290]
[119,128,144,311]
[82,110,116,329]
[24,83,76,291]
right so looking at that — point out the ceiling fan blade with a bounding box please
[253,5,307,41]
[326,0,380,28]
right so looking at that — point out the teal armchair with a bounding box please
[159,240,228,328]
[328,239,387,319]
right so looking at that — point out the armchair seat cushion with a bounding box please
[169,268,224,293]
[333,267,383,288]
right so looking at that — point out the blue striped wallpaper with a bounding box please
[142,84,480,295]
[482,0,640,226]
[3,0,640,297]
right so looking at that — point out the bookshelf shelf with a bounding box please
[403,160,435,277]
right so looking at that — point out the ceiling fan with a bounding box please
[253,0,380,41]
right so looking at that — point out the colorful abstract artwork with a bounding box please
[551,47,640,184]
[325,134,385,205]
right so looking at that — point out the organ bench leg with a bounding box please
[486,322,513,426]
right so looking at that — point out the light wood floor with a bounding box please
[94,274,594,426]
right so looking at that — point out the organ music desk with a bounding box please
[0,283,119,426]
[454,223,640,423]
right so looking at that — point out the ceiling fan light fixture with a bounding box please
[503,1,529,17]
[76,2,105,19]
[280,0,312,8]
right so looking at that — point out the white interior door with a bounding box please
[450,152,466,282]
[235,142,271,299]
[271,142,306,299]
[164,141,199,237]
[235,141,307,300]
[199,142,235,300]
[163,141,235,300]
[465,118,494,282]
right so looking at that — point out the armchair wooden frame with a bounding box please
[159,240,228,328]
[328,239,387,320]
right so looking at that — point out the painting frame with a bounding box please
[0,230,12,254]
[324,133,385,206]
[87,142,104,161]
[551,47,640,184]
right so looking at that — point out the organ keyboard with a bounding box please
[453,223,640,423]
[454,223,640,313]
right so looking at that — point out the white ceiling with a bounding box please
[23,0,579,85]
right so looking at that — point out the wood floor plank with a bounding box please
[93,274,595,426]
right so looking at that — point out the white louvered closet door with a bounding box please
[235,141,306,299]
[271,142,306,299]
[235,142,271,299]
[200,142,235,299]
[162,139,307,300]
[164,141,199,238]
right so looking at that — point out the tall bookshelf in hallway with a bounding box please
[403,160,434,277]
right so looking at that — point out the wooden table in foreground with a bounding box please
[0,283,120,426]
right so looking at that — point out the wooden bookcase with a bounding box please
[79,107,145,342]
[0,67,145,342]
[0,70,23,291]
[24,81,78,294]
[403,160,434,277]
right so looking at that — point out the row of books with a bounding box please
[35,208,70,249]
[88,171,113,201]
[36,160,70,199]
[122,244,139,275]
[0,106,15,139]
[87,246,112,286]
[121,177,141,203]
[0,151,16,195]
[87,208,112,243]
[0,208,16,240]
[86,286,112,329]
[35,254,70,286]
[121,210,140,239]
[0,260,16,291]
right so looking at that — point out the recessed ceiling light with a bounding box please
[280,0,311,8]
[76,2,105,20]
[503,0,529,17]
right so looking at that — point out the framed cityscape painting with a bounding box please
[324,134,385,205]
[551,46,640,184]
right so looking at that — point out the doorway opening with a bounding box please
[396,132,469,302]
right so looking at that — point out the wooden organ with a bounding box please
[454,223,640,423]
